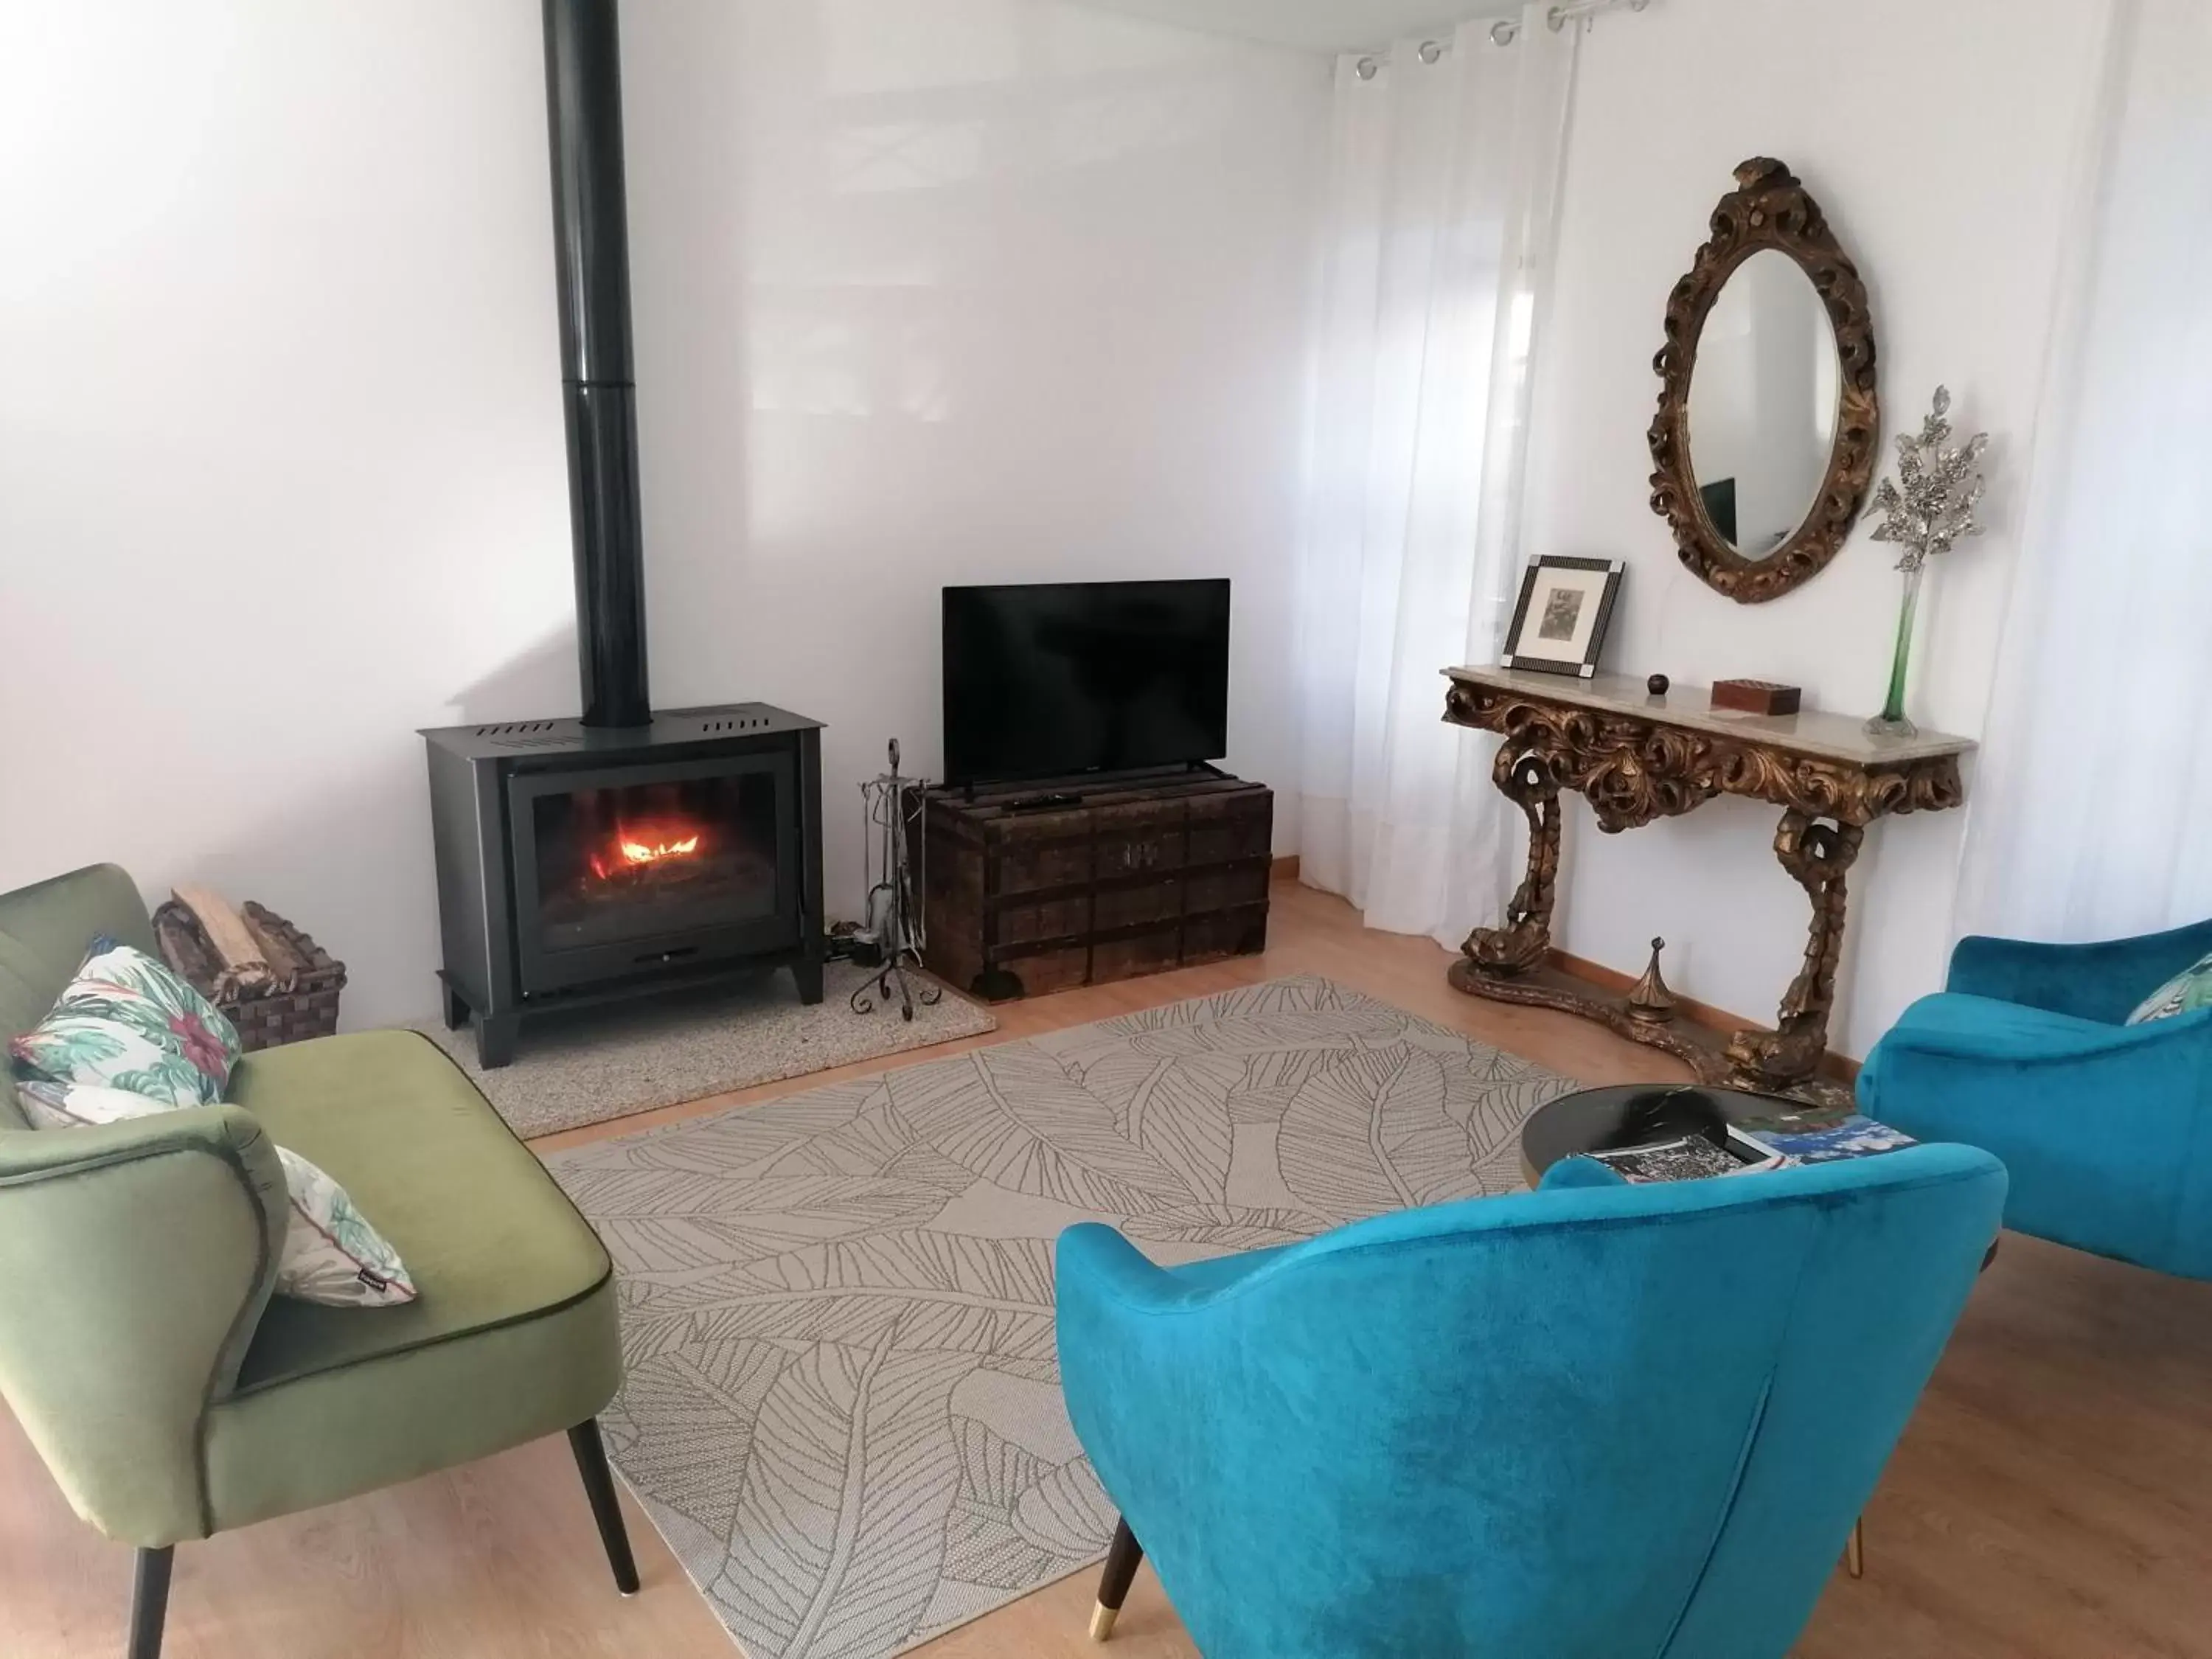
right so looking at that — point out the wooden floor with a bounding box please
[7,878,2211,1658]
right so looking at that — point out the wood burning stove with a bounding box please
[422,710,824,1068]
[420,1,824,1067]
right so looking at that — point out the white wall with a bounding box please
[0,0,1324,1028]
[1519,0,2109,1056]
[622,0,1322,908]
[0,2,575,1028]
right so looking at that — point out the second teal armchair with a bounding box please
[1860,918,2212,1280]
[1056,1145,2006,1659]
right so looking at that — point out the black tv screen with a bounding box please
[943,580,1231,787]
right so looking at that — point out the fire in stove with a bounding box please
[618,831,699,865]
[590,821,707,882]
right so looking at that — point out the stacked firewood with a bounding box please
[153,886,347,1051]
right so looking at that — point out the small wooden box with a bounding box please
[1710,678,1802,717]
[919,773,1273,1001]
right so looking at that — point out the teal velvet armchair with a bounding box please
[1860,919,2212,1280]
[0,866,637,1658]
[1056,1145,2005,1659]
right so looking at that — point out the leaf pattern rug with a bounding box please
[544,975,1578,1659]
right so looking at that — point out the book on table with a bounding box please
[1733,1111,1917,1164]
[1584,1111,1916,1184]
[1585,1127,1784,1183]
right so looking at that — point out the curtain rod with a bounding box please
[1489,0,1652,46]
[1353,0,1649,77]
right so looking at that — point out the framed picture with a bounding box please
[1502,556,1624,679]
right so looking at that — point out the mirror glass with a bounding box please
[1685,249,1841,561]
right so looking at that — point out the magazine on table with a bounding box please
[1579,1094,1919,1183]
[1584,1127,1785,1183]
[1735,1113,1918,1164]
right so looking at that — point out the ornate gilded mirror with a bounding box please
[1649,159,1877,604]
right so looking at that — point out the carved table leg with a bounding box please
[1727,810,1865,1089]
[1458,747,1562,978]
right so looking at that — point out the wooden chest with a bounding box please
[919,773,1273,1001]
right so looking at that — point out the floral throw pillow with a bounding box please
[265,1145,418,1307]
[18,1079,418,1309]
[2126,950,2212,1025]
[8,940,240,1107]
[15,1078,173,1130]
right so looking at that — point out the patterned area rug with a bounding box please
[421,962,996,1138]
[545,975,1576,1659]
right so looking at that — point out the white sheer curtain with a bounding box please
[1292,7,1578,948]
[1955,0,2212,942]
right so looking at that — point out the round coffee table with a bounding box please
[1518,1080,1980,1585]
[1520,1082,1809,1187]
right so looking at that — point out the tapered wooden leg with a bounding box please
[129,1547,174,1659]
[1846,1517,1865,1579]
[1091,1518,1143,1641]
[568,1420,641,1596]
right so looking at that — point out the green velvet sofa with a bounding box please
[0,864,636,1658]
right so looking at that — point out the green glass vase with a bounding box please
[1864,564,1924,739]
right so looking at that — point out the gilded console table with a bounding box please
[1442,665,1973,1098]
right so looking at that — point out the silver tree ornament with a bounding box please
[1865,387,1992,737]
[1869,386,1990,573]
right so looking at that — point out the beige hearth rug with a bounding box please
[422,961,996,1139]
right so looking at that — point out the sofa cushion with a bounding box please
[228,1029,610,1391]
[196,1029,619,1531]
[1876,989,2139,1061]
[10,940,240,1108]
[10,1010,217,1108]
[262,1145,419,1307]
[17,1075,417,1310]
[0,865,160,1131]
[2127,948,2212,1025]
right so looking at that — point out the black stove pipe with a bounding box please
[543,0,651,728]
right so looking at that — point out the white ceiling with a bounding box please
[1074,0,1520,55]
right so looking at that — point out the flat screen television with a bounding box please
[942,579,1231,787]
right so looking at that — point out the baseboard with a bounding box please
[1271,853,1301,883]
[1550,949,1861,1085]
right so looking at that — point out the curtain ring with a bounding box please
[1416,39,1444,63]
[1489,19,1522,44]
[1354,55,1380,80]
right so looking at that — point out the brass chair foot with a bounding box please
[1846,1517,1865,1579]
[1090,1600,1119,1641]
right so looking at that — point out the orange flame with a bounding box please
[619,834,700,866]
[588,823,704,881]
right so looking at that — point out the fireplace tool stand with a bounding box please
[852,740,942,1022]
